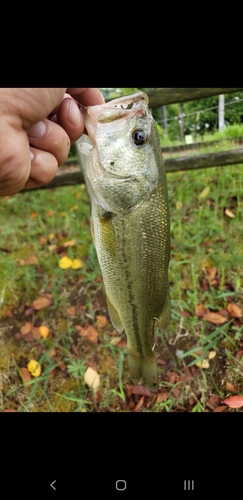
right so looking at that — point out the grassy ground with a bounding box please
[1,151,243,412]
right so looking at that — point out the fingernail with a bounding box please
[27,120,46,138]
[68,100,82,126]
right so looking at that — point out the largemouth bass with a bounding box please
[81,92,170,391]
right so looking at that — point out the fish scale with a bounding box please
[82,92,171,391]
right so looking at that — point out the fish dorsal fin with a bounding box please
[106,295,124,333]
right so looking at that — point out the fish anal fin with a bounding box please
[106,295,124,333]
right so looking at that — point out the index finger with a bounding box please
[66,88,105,106]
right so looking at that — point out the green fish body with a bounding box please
[83,92,170,391]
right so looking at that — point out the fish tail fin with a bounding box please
[128,351,158,392]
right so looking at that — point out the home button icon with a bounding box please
[116,480,127,491]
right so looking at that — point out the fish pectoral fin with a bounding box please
[128,351,158,392]
[157,289,171,333]
[106,295,124,333]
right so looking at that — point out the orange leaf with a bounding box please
[227,303,243,318]
[46,210,55,217]
[156,392,170,403]
[225,381,238,393]
[39,325,50,339]
[67,306,76,316]
[96,315,108,328]
[195,304,209,317]
[25,254,38,265]
[20,322,34,335]
[223,395,243,408]
[30,212,38,218]
[32,297,52,310]
[206,266,217,282]
[79,325,99,343]
[20,367,32,384]
[39,236,48,244]
[203,312,228,324]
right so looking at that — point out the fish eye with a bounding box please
[132,129,148,146]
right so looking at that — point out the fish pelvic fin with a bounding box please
[128,351,158,392]
[106,294,124,333]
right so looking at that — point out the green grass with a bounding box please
[1,144,243,412]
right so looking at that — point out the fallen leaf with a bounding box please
[196,359,210,369]
[134,396,145,411]
[20,322,34,336]
[25,307,35,316]
[39,236,48,244]
[39,325,50,339]
[172,387,180,398]
[213,406,228,412]
[110,336,123,346]
[227,303,243,318]
[96,315,108,328]
[84,367,100,391]
[32,297,52,310]
[76,192,82,199]
[195,304,209,317]
[180,310,190,318]
[30,212,38,218]
[27,359,41,377]
[236,350,243,360]
[48,233,55,240]
[224,208,235,218]
[222,395,243,408]
[198,186,210,199]
[26,254,38,265]
[206,266,217,282]
[206,395,220,409]
[225,381,238,393]
[156,392,170,403]
[32,327,41,340]
[59,256,73,269]
[22,333,35,342]
[132,385,155,397]
[71,344,79,356]
[71,258,84,269]
[67,306,76,316]
[71,205,78,211]
[203,312,228,324]
[80,325,99,344]
[49,349,56,358]
[208,351,216,359]
[46,210,55,217]
[63,240,76,247]
[20,367,32,384]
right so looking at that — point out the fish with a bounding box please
[80,92,170,391]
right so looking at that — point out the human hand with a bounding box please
[0,88,104,196]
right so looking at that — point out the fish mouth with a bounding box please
[83,92,149,142]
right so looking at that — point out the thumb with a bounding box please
[0,118,31,196]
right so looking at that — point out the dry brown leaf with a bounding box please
[206,266,217,282]
[96,315,108,328]
[32,327,41,340]
[213,406,228,412]
[32,297,52,310]
[134,396,145,411]
[132,385,155,397]
[20,322,34,336]
[156,392,170,403]
[207,395,220,409]
[236,350,243,360]
[71,344,79,356]
[172,387,180,398]
[203,312,228,324]
[66,306,76,316]
[20,367,32,384]
[39,236,48,244]
[225,381,238,393]
[223,395,243,408]
[227,303,243,318]
[46,210,55,217]
[26,254,38,265]
[224,208,235,218]
[195,304,209,317]
[80,325,99,344]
